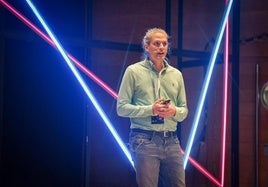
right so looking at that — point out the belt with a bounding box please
[131,128,177,138]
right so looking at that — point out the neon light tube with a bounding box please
[181,150,222,187]
[25,0,133,168]
[0,0,118,99]
[183,0,233,169]
[0,0,230,183]
[220,0,230,185]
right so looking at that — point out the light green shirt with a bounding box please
[117,59,188,132]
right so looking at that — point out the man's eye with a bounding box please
[153,42,167,47]
[154,42,161,47]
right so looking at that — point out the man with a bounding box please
[117,28,188,187]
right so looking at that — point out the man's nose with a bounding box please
[159,43,165,47]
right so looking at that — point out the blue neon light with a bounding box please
[183,0,233,169]
[25,0,134,168]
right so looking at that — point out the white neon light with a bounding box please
[183,0,233,169]
[25,0,134,168]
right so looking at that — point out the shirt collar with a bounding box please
[146,58,169,70]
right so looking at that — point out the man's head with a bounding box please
[142,28,170,62]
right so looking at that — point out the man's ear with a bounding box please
[144,44,149,52]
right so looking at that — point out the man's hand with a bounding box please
[152,98,176,118]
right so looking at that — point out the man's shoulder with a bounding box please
[127,60,147,70]
[166,65,182,75]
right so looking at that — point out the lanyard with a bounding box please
[147,60,161,100]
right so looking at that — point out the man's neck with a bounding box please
[154,60,164,72]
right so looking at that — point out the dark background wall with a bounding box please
[0,0,268,187]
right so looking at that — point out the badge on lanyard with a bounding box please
[151,115,164,124]
[148,60,165,125]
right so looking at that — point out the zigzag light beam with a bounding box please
[25,0,134,168]
[0,0,231,186]
[183,0,233,169]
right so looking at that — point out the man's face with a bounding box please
[145,32,168,63]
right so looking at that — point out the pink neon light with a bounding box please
[0,0,118,99]
[0,0,230,185]
[181,150,222,187]
[184,2,230,186]
[220,0,229,185]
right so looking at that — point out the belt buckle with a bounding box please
[163,131,168,137]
